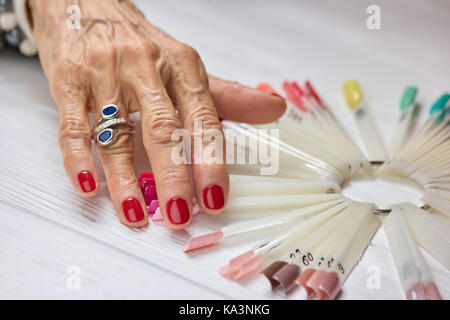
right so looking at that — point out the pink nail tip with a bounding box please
[295,269,316,297]
[305,270,328,300]
[232,254,264,280]
[318,272,340,300]
[193,203,200,215]
[147,200,159,214]
[152,207,163,222]
[218,250,255,277]
[424,282,442,300]
[406,282,427,300]
[183,231,223,252]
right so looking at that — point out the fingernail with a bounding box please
[270,92,285,100]
[122,197,145,223]
[78,171,96,193]
[203,185,225,209]
[167,197,190,225]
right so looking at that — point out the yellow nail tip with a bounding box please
[343,79,363,109]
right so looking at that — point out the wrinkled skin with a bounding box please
[29,0,286,229]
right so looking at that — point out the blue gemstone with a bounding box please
[98,130,113,143]
[102,105,118,117]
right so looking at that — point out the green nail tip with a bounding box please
[400,86,417,110]
[430,93,450,114]
[435,106,449,124]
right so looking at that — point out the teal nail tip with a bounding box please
[430,93,450,114]
[400,86,417,111]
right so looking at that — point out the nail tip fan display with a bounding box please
[164,80,450,300]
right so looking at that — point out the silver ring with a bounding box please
[92,104,135,147]
[96,126,136,146]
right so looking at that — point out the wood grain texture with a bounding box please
[0,0,449,299]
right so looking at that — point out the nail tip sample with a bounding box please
[272,264,301,294]
[183,231,224,252]
[424,282,442,300]
[218,250,255,277]
[263,261,288,290]
[406,282,427,300]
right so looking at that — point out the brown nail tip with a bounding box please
[262,261,288,290]
[318,272,340,300]
[272,263,301,294]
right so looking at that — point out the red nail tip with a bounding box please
[140,178,156,194]
[144,185,158,205]
[78,171,96,193]
[138,172,154,185]
[203,185,225,210]
[122,197,145,223]
[167,197,190,225]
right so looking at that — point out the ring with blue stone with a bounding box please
[96,127,135,146]
[101,104,119,119]
[93,104,135,147]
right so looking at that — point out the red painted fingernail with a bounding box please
[270,92,285,100]
[167,197,190,225]
[203,185,225,210]
[122,197,145,223]
[78,171,96,193]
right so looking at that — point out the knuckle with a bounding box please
[109,168,136,189]
[89,43,116,62]
[170,43,200,61]
[59,118,91,143]
[144,107,181,141]
[122,39,159,60]
[97,133,134,157]
[186,106,220,132]
[158,166,190,187]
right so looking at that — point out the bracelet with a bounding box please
[0,0,37,57]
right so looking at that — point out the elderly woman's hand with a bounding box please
[29,0,286,229]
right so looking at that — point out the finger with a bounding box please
[169,46,228,215]
[131,69,193,229]
[54,84,99,197]
[208,75,287,124]
[92,82,148,228]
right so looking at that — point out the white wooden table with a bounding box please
[1,0,449,299]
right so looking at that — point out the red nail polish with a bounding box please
[78,171,96,193]
[270,92,285,100]
[167,198,190,225]
[203,185,225,209]
[122,197,145,223]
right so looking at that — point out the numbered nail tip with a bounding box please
[263,261,288,290]
[101,104,119,119]
[305,270,328,300]
[218,250,255,278]
[406,282,427,300]
[424,282,442,300]
[318,272,340,300]
[97,128,114,145]
[183,231,223,253]
[295,269,316,297]
[272,264,301,294]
